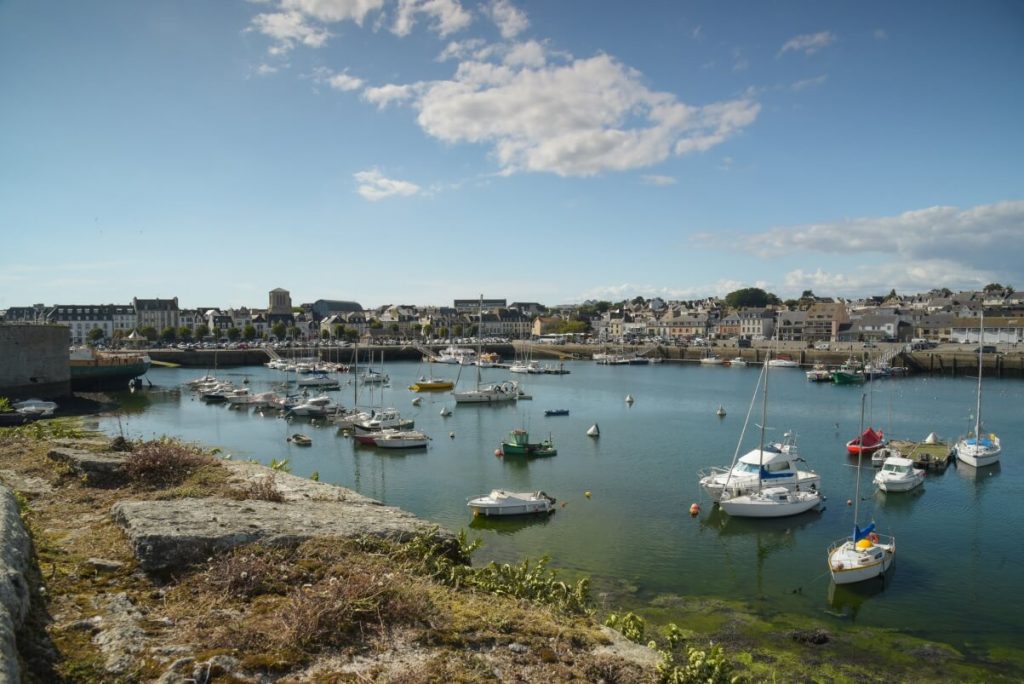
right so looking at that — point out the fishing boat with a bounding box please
[499,429,557,457]
[846,427,886,455]
[828,394,896,585]
[873,455,925,492]
[831,360,865,385]
[467,490,556,517]
[717,351,822,518]
[69,346,151,390]
[954,309,1002,467]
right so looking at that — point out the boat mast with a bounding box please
[757,349,770,492]
[475,294,483,390]
[852,393,866,538]
[974,308,984,438]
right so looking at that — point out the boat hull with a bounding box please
[828,537,895,585]
[954,437,1001,468]
[70,358,151,390]
[719,488,821,518]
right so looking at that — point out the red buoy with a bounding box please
[689,503,700,517]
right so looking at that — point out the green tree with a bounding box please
[271,322,287,340]
[160,327,177,342]
[177,326,192,341]
[453,325,464,337]
[342,327,359,342]
[556,320,589,335]
[725,287,773,309]
[983,283,1004,293]
[332,324,344,339]
[389,323,400,335]
[242,324,256,340]
[885,288,899,302]
[211,328,222,341]
[227,327,240,341]
[369,319,383,330]
[139,326,158,341]
[421,324,433,338]
[195,324,210,340]
[287,325,302,340]
[87,327,105,344]
[320,328,330,340]
[437,326,448,338]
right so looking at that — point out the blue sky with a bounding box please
[2,1,1022,310]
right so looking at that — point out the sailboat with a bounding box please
[718,351,822,518]
[408,356,454,391]
[954,308,1001,467]
[452,295,521,404]
[827,394,896,584]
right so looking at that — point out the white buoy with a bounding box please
[716,405,726,417]
[924,432,938,444]
[440,406,452,417]
[587,423,600,438]
[625,394,634,404]
[412,397,422,406]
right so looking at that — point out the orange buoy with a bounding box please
[494,448,502,457]
[689,503,700,517]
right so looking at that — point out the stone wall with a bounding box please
[0,324,70,399]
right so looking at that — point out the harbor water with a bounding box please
[95,360,1024,657]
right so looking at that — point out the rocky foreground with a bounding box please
[0,433,657,683]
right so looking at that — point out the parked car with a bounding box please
[974,345,998,354]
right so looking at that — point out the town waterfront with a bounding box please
[94,360,1024,662]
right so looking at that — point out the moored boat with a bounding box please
[873,455,925,492]
[847,427,886,455]
[499,428,557,457]
[467,490,556,517]
[70,347,151,390]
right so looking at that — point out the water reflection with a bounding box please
[953,460,1001,484]
[827,571,892,622]
[469,511,555,535]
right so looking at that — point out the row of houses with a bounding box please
[4,288,1023,346]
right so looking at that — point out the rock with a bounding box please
[0,485,32,684]
[791,628,831,645]
[112,497,458,572]
[47,447,127,485]
[66,616,103,633]
[86,558,125,573]
[0,470,53,498]
[219,460,379,504]
[92,593,147,674]
[509,642,529,654]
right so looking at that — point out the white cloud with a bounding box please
[392,0,472,38]
[790,74,827,91]
[281,0,384,24]
[487,0,528,39]
[696,200,1024,295]
[503,40,546,68]
[362,82,418,107]
[354,169,422,201]
[732,47,749,72]
[779,31,836,56]
[375,53,759,177]
[329,71,364,91]
[256,63,279,76]
[641,174,676,186]
[579,279,755,302]
[250,11,331,52]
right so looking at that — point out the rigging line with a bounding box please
[721,354,769,493]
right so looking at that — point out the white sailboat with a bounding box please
[954,309,1001,467]
[718,351,822,518]
[452,295,520,404]
[828,394,896,585]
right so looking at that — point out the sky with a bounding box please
[2,1,1022,311]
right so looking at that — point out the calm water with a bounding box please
[96,360,1024,655]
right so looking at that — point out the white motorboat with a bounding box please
[288,394,340,417]
[767,357,799,368]
[719,486,821,518]
[352,408,414,432]
[699,434,820,502]
[828,394,896,585]
[873,456,925,492]
[699,355,724,365]
[374,429,430,449]
[297,373,341,389]
[12,398,58,416]
[467,490,556,517]
[729,357,748,367]
[435,345,476,365]
[954,310,1001,467]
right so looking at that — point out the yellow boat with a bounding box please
[408,377,455,391]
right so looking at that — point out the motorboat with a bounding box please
[847,427,886,455]
[719,486,821,518]
[699,433,820,502]
[873,456,925,492]
[767,357,799,368]
[374,429,430,449]
[467,490,557,517]
[544,409,569,417]
[699,354,724,365]
[499,429,557,457]
[288,394,340,417]
[352,408,414,432]
[435,345,476,365]
[729,357,748,367]
[297,373,341,389]
[12,398,58,417]
[452,380,521,404]
[287,433,312,446]
[805,364,832,382]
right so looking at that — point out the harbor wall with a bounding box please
[0,324,70,399]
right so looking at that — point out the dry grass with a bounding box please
[228,474,284,502]
[123,438,214,489]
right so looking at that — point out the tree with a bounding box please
[368,320,383,330]
[983,283,1004,293]
[421,324,433,338]
[725,287,773,309]
[242,324,256,340]
[227,327,240,341]
[160,327,177,342]
[87,327,105,344]
[320,328,330,340]
[801,289,816,300]
[177,326,192,342]
[389,323,400,334]
[140,326,158,341]
[556,320,589,335]
[437,326,448,338]
[332,324,344,339]
[453,325,463,337]
[287,325,302,340]
[211,328,222,341]
[195,324,210,340]
[271,322,287,340]
[342,327,359,342]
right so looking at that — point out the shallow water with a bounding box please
[98,360,1024,654]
